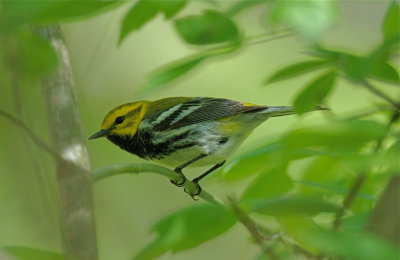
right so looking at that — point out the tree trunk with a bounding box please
[38,25,98,260]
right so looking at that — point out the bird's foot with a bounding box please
[171,168,186,187]
[184,180,202,201]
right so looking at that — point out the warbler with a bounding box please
[89,97,322,197]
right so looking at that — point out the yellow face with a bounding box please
[93,101,149,138]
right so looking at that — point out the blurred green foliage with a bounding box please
[134,204,235,260]
[1,246,67,260]
[0,0,399,260]
[175,10,240,45]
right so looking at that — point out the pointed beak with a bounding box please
[89,129,109,140]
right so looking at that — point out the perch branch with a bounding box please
[92,163,222,205]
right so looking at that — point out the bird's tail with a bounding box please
[257,105,329,117]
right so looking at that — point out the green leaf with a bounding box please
[265,59,331,84]
[175,10,240,45]
[250,195,339,216]
[283,120,388,151]
[241,166,294,201]
[314,45,399,84]
[339,53,370,83]
[2,30,58,79]
[277,214,320,253]
[382,1,400,42]
[1,246,67,260]
[119,1,158,44]
[222,141,339,182]
[297,180,375,201]
[1,0,122,32]
[383,140,400,173]
[296,156,343,197]
[119,0,187,44]
[221,142,283,182]
[341,213,371,232]
[141,56,205,92]
[269,0,339,40]
[141,43,240,91]
[133,204,236,259]
[368,61,399,84]
[158,0,187,19]
[311,231,400,260]
[293,70,336,114]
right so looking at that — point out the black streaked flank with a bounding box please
[107,129,196,160]
[218,137,229,144]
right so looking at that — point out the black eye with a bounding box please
[115,116,125,124]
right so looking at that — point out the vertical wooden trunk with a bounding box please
[39,25,98,260]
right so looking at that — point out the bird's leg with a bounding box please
[171,154,207,187]
[185,160,226,199]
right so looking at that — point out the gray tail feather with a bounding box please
[259,105,329,117]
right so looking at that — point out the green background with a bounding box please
[0,1,398,260]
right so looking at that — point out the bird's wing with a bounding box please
[153,97,265,131]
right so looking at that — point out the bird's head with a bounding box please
[89,101,148,140]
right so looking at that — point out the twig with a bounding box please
[342,104,397,120]
[332,174,366,231]
[362,81,400,108]
[247,33,294,46]
[228,197,280,260]
[278,236,319,260]
[0,107,221,205]
[92,163,222,205]
[332,110,400,231]
[0,109,62,160]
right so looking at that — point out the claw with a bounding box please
[170,178,186,187]
[171,167,187,187]
[184,181,202,200]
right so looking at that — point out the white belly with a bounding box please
[149,113,267,168]
[152,132,250,168]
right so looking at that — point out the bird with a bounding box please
[89,97,324,198]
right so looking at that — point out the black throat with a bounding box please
[107,132,153,160]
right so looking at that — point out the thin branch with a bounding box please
[92,163,222,205]
[0,109,62,161]
[247,33,295,46]
[342,104,397,120]
[332,174,366,231]
[0,108,221,204]
[278,236,319,260]
[332,110,400,231]
[228,197,280,260]
[362,81,400,108]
